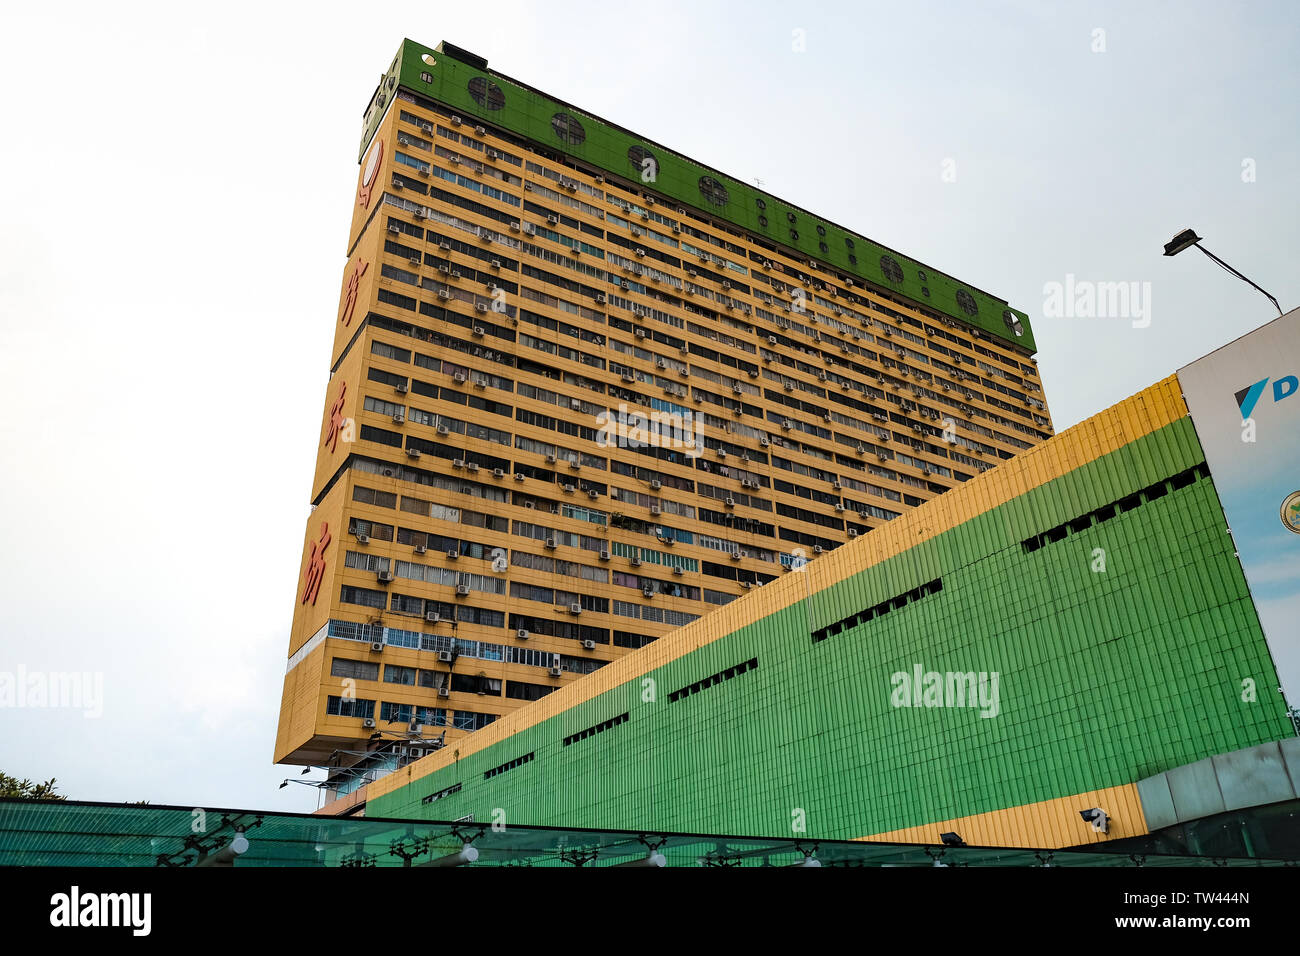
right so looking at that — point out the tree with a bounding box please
[0,772,66,801]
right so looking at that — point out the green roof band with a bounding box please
[358,39,1037,353]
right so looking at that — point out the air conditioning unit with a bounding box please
[813,545,825,554]
[395,383,409,394]
[568,459,581,470]
[581,639,596,650]
[587,489,598,500]
[437,649,455,663]
[724,497,736,508]
[456,584,470,596]
[740,581,752,590]
[599,549,610,561]
[835,503,846,512]
[649,505,662,516]
[562,483,576,494]
[377,570,394,583]
[547,214,559,225]
[730,550,742,561]
[548,665,563,677]
[452,459,465,469]
[363,718,377,729]
[435,424,449,436]
[453,372,467,384]
[832,480,843,490]
[438,687,450,698]
[635,328,648,339]
[356,531,370,544]
[848,529,859,538]
[732,384,743,394]
[474,125,486,135]
[466,462,479,472]
[630,556,642,567]
[759,437,771,447]
[392,411,405,424]
[405,448,421,459]
[438,290,452,300]
[447,549,459,560]
[545,537,557,549]
[515,473,527,482]
[545,454,558,465]
[568,603,582,615]
[414,544,427,555]
[782,420,793,430]
[748,369,759,378]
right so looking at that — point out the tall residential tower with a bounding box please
[275,39,1053,803]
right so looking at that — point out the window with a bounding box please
[628,145,657,179]
[326,696,375,719]
[384,665,416,686]
[698,176,729,207]
[550,112,586,145]
[380,702,414,724]
[331,659,379,681]
[467,76,505,110]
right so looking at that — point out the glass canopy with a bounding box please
[0,798,1286,868]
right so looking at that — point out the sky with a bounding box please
[0,0,1296,813]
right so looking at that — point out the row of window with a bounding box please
[393,90,1040,380]
[375,184,1046,430]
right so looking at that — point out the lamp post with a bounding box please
[1163,229,1283,316]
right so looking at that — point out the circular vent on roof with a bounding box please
[551,113,586,146]
[698,176,729,207]
[627,145,657,179]
[467,77,505,110]
[880,255,904,284]
[1003,310,1025,336]
[957,289,979,317]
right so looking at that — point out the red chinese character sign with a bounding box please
[301,521,331,607]
[339,259,368,327]
[357,138,384,210]
[324,380,349,453]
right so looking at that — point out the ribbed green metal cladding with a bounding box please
[367,415,1290,835]
[357,39,1037,353]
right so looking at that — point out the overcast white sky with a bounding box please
[1,1,1296,813]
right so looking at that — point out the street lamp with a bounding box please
[1163,228,1282,316]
